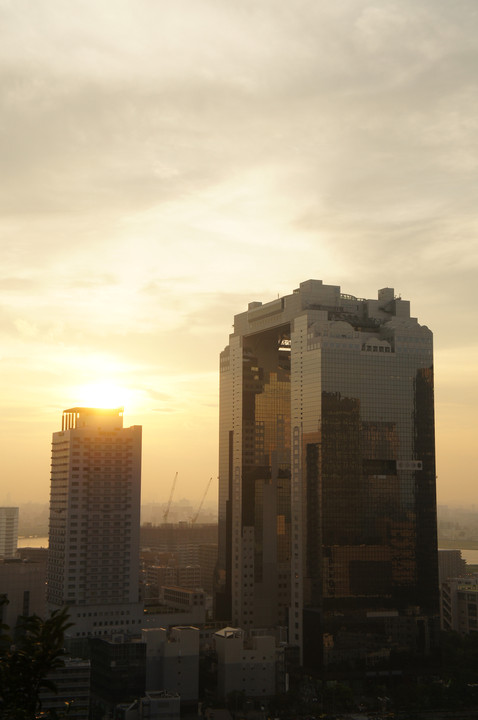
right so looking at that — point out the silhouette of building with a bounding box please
[0,557,47,627]
[0,507,19,558]
[116,691,180,720]
[198,543,218,595]
[217,279,439,673]
[140,523,217,556]
[39,657,90,720]
[47,407,143,637]
[89,635,146,715]
[438,548,466,584]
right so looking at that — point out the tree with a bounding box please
[0,600,73,720]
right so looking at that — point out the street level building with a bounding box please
[47,407,143,637]
[217,279,439,673]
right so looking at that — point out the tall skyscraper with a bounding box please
[47,407,143,638]
[217,279,439,672]
[0,507,19,558]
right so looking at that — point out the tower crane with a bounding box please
[191,476,213,525]
[163,471,178,523]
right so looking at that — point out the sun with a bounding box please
[74,381,133,409]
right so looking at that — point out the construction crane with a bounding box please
[163,471,178,523]
[191,476,213,525]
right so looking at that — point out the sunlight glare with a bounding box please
[74,381,134,410]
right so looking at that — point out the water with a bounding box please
[15,539,478,564]
[461,549,478,565]
[17,536,48,548]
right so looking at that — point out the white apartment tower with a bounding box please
[47,407,143,637]
[0,507,19,558]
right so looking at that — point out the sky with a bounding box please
[1,0,477,509]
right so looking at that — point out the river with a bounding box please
[15,537,478,565]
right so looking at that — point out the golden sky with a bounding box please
[1,0,477,507]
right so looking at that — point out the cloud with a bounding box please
[1,0,478,503]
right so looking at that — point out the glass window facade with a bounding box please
[217,280,439,675]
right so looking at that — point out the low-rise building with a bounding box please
[142,626,199,703]
[438,549,467,584]
[39,657,90,720]
[89,635,146,717]
[441,576,478,633]
[214,627,279,701]
[116,691,180,720]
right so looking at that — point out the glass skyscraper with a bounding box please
[217,279,439,674]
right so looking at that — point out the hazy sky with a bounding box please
[1,0,477,509]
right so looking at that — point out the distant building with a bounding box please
[0,507,19,558]
[438,549,467,584]
[47,407,143,638]
[198,543,218,595]
[17,546,48,566]
[217,280,439,672]
[140,524,217,558]
[146,564,201,594]
[214,627,280,700]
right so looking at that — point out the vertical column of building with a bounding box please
[218,335,244,624]
[218,347,232,615]
[48,435,70,607]
[229,335,244,626]
[289,315,307,656]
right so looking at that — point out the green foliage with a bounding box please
[0,603,73,720]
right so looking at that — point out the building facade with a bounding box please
[438,549,467,585]
[0,507,19,558]
[0,557,47,628]
[217,279,439,673]
[142,626,199,703]
[214,627,279,700]
[441,577,478,633]
[39,658,90,720]
[47,407,143,637]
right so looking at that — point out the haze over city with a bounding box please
[1,0,477,508]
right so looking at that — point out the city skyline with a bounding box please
[1,1,478,507]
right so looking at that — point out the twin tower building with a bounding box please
[47,279,439,673]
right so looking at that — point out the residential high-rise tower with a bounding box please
[47,407,143,637]
[217,280,439,673]
[0,507,19,558]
